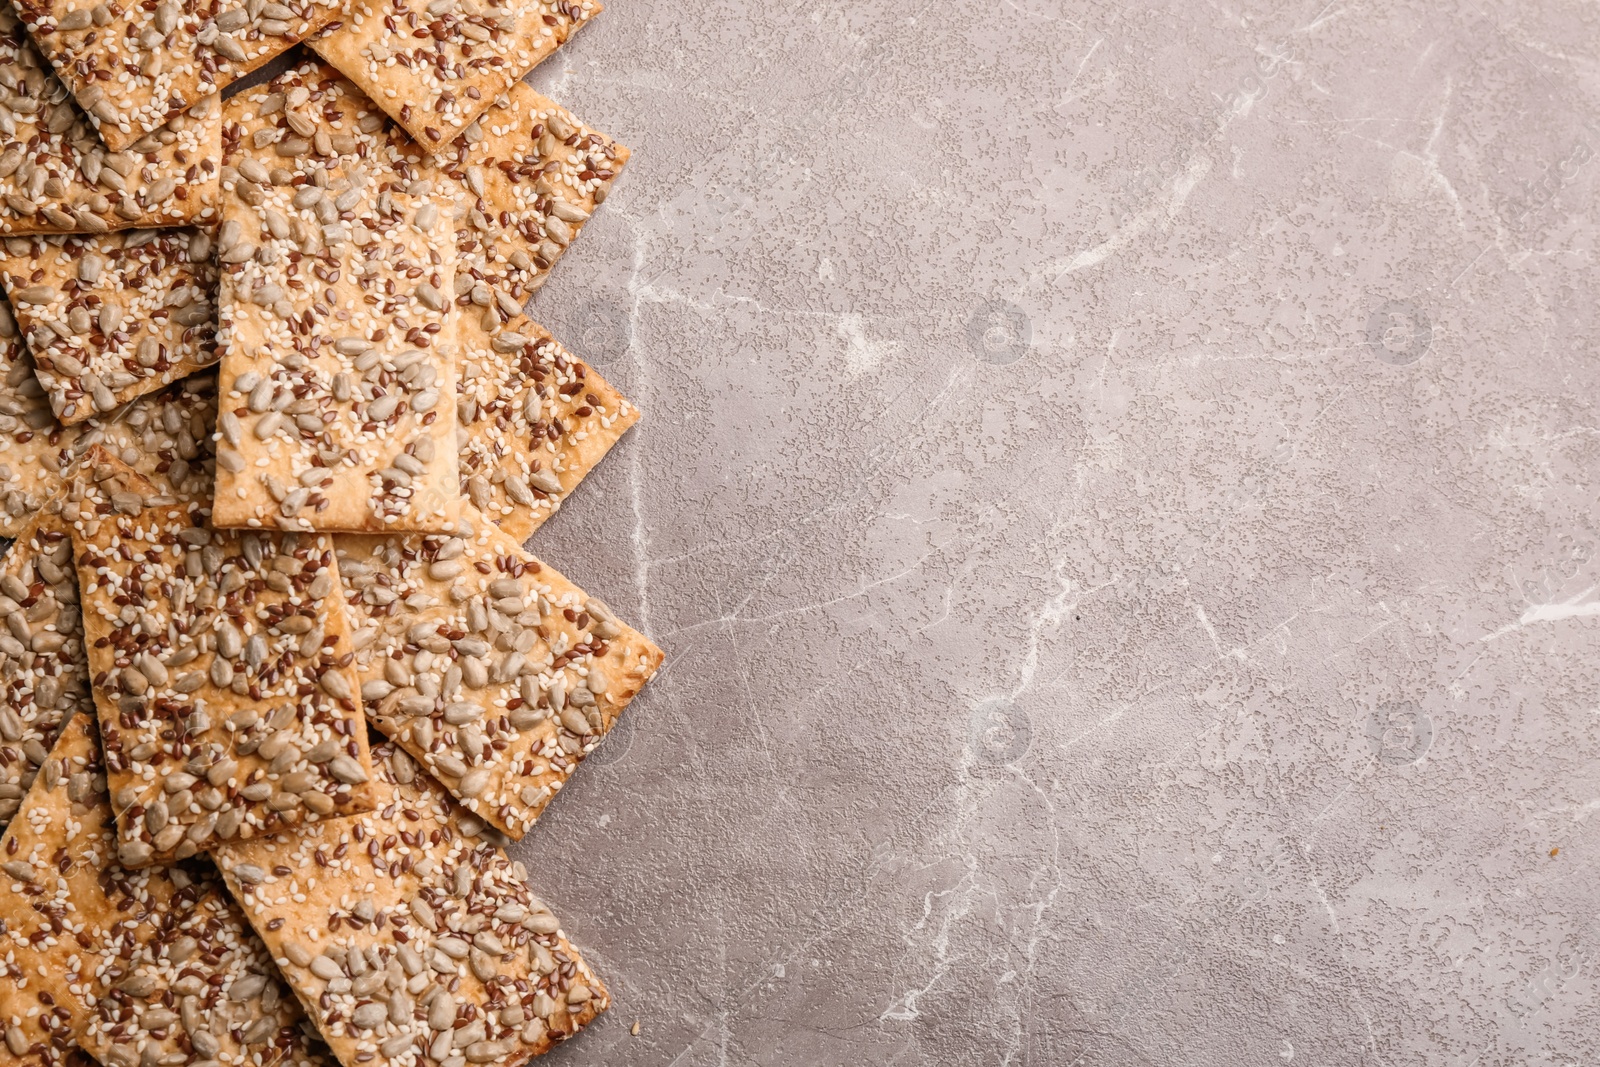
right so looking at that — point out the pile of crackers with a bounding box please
[0,4,664,1066]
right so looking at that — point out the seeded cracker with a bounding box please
[213,64,462,534]
[0,366,221,538]
[13,0,347,154]
[457,318,637,542]
[311,0,598,154]
[443,82,629,348]
[70,451,377,867]
[0,230,218,425]
[213,742,610,1067]
[0,498,89,834]
[90,373,221,505]
[442,88,636,538]
[0,713,333,1067]
[0,379,219,835]
[0,297,90,538]
[336,504,662,837]
[0,8,221,236]
[0,377,231,835]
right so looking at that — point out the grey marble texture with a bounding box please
[511,1,1600,1063]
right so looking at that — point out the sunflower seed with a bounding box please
[351,1002,387,1030]
[427,990,455,1030]
[380,1034,414,1057]
[118,974,157,997]
[119,839,153,867]
[229,974,267,1001]
[233,863,267,884]
[458,768,490,797]
[306,953,343,982]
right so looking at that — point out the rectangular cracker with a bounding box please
[0,229,218,425]
[0,712,330,1067]
[69,450,378,867]
[0,335,216,536]
[434,89,634,541]
[311,0,598,154]
[336,504,662,837]
[457,317,637,542]
[0,295,89,537]
[0,8,221,235]
[90,371,221,504]
[13,0,346,153]
[443,82,629,348]
[0,497,90,834]
[0,366,219,539]
[213,62,462,534]
[213,741,610,1067]
[0,376,220,834]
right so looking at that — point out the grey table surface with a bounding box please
[508,1,1600,1063]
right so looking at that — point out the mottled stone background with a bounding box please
[508,1,1600,1063]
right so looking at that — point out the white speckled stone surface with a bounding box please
[505,2,1600,1063]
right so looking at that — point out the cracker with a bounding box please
[0,314,218,535]
[91,371,221,504]
[0,712,329,1067]
[0,8,221,236]
[336,505,661,837]
[0,296,90,538]
[213,63,462,534]
[0,497,89,834]
[442,82,629,347]
[213,741,610,1067]
[439,90,634,535]
[13,0,346,154]
[69,450,378,867]
[0,229,218,425]
[0,377,219,833]
[456,318,637,542]
[311,0,598,154]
